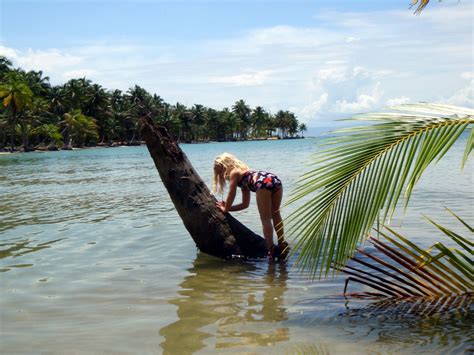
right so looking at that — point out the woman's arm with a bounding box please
[216,171,250,213]
[229,188,250,212]
[220,172,238,213]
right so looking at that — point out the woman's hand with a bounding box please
[216,200,226,212]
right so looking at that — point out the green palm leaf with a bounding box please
[286,103,474,277]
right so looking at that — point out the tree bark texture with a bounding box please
[141,115,267,259]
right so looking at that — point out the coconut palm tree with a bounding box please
[0,56,12,78]
[84,83,110,143]
[61,109,98,148]
[299,123,307,138]
[265,113,277,138]
[24,70,51,97]
[191,104,206,141]
[156,103,180,137]
[274,110,287,138]
[251,106,267,138]
[286,111,299,137]
[18,96,49,151]
[286,103,473,277]
[109,89,131,143]
[232,99,251,140]
[218,107,236,141]
[126,85,155,144]
[0,71,34,149]
[47,86,68,118]
[205,107,220,140]
[172,102,192,142]
[63,78,92,111]
[34,123,62,147]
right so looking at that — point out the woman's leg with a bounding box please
[256,189,274,250]
[271,187,285,246]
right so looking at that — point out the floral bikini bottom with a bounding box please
[238,170,282,192]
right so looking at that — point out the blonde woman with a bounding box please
[213,152,289,260]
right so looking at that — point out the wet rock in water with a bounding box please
[23,146,36,152]
[36,145,48,151]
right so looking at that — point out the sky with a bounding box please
[0,0,472,127]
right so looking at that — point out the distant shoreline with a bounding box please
[0,136,310,155]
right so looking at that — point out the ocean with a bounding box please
[0,137,472,354]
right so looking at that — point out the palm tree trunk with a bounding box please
[140,115,267,258]
[1,126,6,148]
[10,110,17,149]
[21,123,28,151]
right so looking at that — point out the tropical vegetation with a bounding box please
[0,57,305,151]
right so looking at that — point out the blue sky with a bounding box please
[1,0,472,127]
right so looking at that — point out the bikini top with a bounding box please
[238,170,257,191]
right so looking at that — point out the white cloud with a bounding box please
[0,44,172,89]
[299,93,329,118]
[63,69,99,80]
[346,37,360,43]
[210,70,273,86]
[316,66,347,83]
[311,65,395,89]
[248,25,336,48]
[445,80,474,106]
[386,96,411,106]
[333,82,383,113]
[0,45,18,60]
[352,66,394,80]
[441,71,474,106]
[13,48,83,72]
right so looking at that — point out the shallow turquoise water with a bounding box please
[0,138,472,354]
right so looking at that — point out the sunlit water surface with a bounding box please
[1,138,472,354]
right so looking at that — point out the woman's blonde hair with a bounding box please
[212,152,249,195]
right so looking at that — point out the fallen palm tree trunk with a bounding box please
[140,115,267,259]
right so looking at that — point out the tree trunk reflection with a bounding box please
[159,254,289,354]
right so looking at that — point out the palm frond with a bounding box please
[410,0,446,15]
[286,103,474,277]
[343,294,472,319]
[341,212,473,300]
[462,127,473,169]
[411,0,431,14]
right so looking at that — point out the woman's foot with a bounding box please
[267,244,278,261]
[267,243,289,262]
[278,241,290,261]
